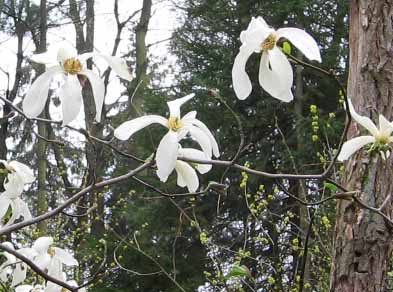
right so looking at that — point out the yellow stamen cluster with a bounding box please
[261,33,277,51]
[376,134,389,145]
[168,117,183,132]
[5,165,15,173]
[63,58,82,74]
[47,247,56,257]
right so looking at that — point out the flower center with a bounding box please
[261,33,277,51]
[376,134,389,145]
[63,58,82,74]
[47,247,56,257]
[168,117,183,132]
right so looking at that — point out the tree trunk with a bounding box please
[330,1,393,291]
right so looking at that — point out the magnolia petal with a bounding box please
[0,197,10,220]
[77,52,94,62]
[338,136,375,161]
[59,75,83,126]
[34,253,51,271]
[114,115,168,140]
[33,237,53,254]
[31,51,58,66]
[3,174,24,197]
[167,93,195,118]
[80,69,105,122]
[45,281,62,292]
[185,119,219,157]
[181,111,197,122]
[259,48,294,102]
[178,148,212,174]
[347,99,379,137]
[15,285,35,292]
[9,161,35,184]
[240,17,272,48]
[276,27,321,62]
[156,131,179,182]
[232,45,255,100]
[18,199,32,221]
[53,247,78,266]
[186,125,213,158]
[11,263,27,287]
[379,114,393,136]
[57,46,77,64]
[97,54,132,81]
[23,66,63,118]
[175,161,199,192]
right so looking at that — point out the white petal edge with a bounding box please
[114,115,168,140]
[57,46,77,64]
[97,54,132,81]
[276,27,322,62]
[53,247,78,266]
[175,161,199,192]
[178,148,212,174]
[156,131,179,182]
[259,48,294,102]
[379,114,393,137]
[33,237,53,254]
[15,285,34,292]
[9,161,35,183]
[347,99,379,137]
[232,45,255,100]
[167,93,195,118]
[23,66,63,119]
[81,69,105,123]
[59,74,83,126]
[185,125,213,158]
[338,136,375,161]
[185,119,220,157]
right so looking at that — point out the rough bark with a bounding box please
[330,1,393,291]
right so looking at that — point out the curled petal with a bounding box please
[240,17,272,47]
[259,48,294,102]
[185,119,219,157]
[338,135,375,161]
[186,126,213,158]
[379,114,393,137]
[232,45,255,100]
[9,161,35,184]
[156,131,179,182]
[114,115,168,140]
[178,148,212,174]
[23,66,63,119]
[175,161,199,192]
[12,263,27,287]
[167,93,195,118]
[277,27,321,62]
[181,111,197,122]
[33,237,53,254]
[347,99,379,137]
[81,69,105,122]
[97,54,132,81]
[0,197,10,220]
[59,75,83,126]
[53,247,78,266]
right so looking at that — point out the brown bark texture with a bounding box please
[330,1,393,291]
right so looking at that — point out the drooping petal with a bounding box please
[347,99,379,137]
[31,51,58,66]
[181,111,197,122]
[33,237,53,254]
[0,197,10,220]
[80,69,105,122]
[178,148,212,174]
[12,263,27,286]
[259,48,294,102]
[114,115,168,140]
[184,119,220,157]
[8,161,35,184]
[167,93,195,118]
[232,45,255,100]
[57,46,77,64]
[34,253,51,271]
[379,114,393,136]
[156,131,179,182]
[175,161,199,192]
[17,199,32,221]
[338,136,375,161]
[276,27,322,62]
[3,174,24,198]
[186,125,213,158]
[53,247,78,266]
[96,54,132,81]
[23,66,63,119]
[59,75,83,126]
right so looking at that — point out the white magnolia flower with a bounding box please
[174,147,212,192]
[338,99,393,161]
[114,94,219,182]
[232,16,321,102]
[0,160,35,186]
[32,237,78,276]
[0,174,32,226]
[23,45,132,125]
[0,242,36,286]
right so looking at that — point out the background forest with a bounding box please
[0,0,351,291]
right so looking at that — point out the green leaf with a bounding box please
[282,41,291,55]
[324,182,338,191]
[225,265,251,280]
